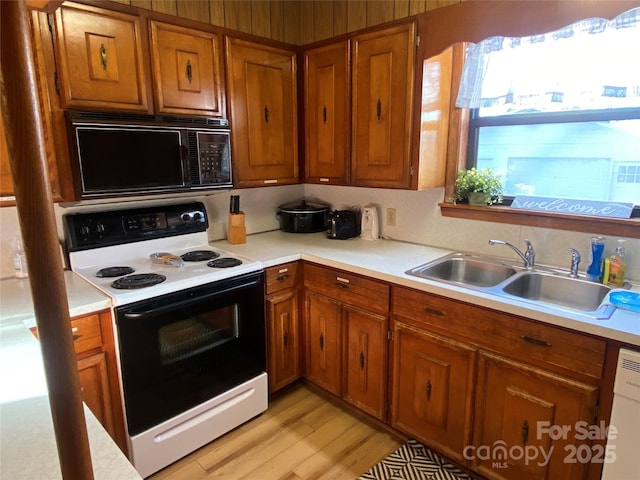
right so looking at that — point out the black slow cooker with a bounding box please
[276,200,329,233]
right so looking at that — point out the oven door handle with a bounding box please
[121,279,260,319]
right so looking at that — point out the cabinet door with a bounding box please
[266,288,301,392]
[77,352,116,438]
[304,291,342,396]
[225,37,298,187]
[473,353,599,480]
[303,40,350,184]
[390,322,476,462]
[150,21,224,117]
[351,22,415,188]
[343,305,388,420]
[53,2,149,111]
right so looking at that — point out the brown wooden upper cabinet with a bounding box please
[351,21,416,188]
[149,21,225,117]
[52,2,150,112]
[225,37,298,187]
[303,40,350,185]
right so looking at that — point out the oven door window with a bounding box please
[159,305,238,365]
[116,274,265,436]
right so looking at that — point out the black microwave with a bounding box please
[67,111,232,199]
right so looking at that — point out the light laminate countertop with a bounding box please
[212,230,640,347]
[0,271,141,480]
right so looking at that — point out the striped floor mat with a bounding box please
[358,440,475,480]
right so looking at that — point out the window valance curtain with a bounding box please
[456,7,640,114]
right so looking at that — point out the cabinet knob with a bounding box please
[322,105,327,124]
[376,98,382,120]
[426,380,432,400]
[264,106,269,123]
[521,420,529,445]
[99,43,107,70]
[186,59,192,84]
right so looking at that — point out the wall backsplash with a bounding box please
[0,184,637,283]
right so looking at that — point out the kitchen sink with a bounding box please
[501,272,612,312]
[407,252,618,319]
[406,253,520,288]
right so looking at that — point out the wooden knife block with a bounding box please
[228,212,246,244]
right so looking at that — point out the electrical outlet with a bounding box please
[386,208,396,226]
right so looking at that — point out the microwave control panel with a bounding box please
[195,131,231,186]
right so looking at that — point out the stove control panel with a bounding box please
[64,202,208,251]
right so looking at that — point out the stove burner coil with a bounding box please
[180,250,220,262]
[96,266,135,278]
[111,273,167,289]
[207,258,243,268]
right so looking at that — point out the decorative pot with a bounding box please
[468,192,487,206]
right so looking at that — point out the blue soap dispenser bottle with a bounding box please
[586,236,606,282]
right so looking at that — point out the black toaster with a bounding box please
[326,209,361,239]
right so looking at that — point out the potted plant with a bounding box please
[454,168,503,205]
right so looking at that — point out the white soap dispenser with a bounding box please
[13,236,28,278]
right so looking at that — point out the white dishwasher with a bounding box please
[601,348,640,480]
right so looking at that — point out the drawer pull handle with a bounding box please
[426,380,432,400]
[283,331,288,347]
[335,282,349,289]
[319,333,324,351]
[264,105,269,123]
[522,420,529,445]
[522,335,551,347]
[423,307,444,316]
[276,274,290,281]
[322,105,327,124]
[376,98,382,120]
[71,326,81,341]
[359,352,365,370]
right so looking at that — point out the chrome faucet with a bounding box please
[489,239,535,270]
[569,248,581,278]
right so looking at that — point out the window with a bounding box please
[458,8,640,207]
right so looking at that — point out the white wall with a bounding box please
[0,184,637,282]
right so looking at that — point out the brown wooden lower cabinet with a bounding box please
[303,263,390,421]
[266,288,301,392]
[473,353,599,480]
[274,264,612,480]
[31,309,126,453]
[265,262,302,393]
[77,351,115,436]
[304,290,343,396]
[390,321,476,463]
[342,304,388,420]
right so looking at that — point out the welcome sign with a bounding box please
[511,196,634,218]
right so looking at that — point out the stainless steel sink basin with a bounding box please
[406,253,519,288]
[501,272,612,312]
[407,252,617,319]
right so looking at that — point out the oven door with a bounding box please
[115,271,265,436]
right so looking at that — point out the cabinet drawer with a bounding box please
[392,286,606,382]
[304,263,389,315]
[265,262,299,294]
[70,314,103,355]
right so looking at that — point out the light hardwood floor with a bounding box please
[149,383,404,480]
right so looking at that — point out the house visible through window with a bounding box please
[457,7,640,206]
